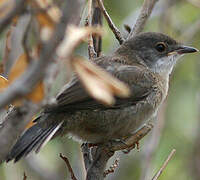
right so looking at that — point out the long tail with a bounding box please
[6,119,63,163]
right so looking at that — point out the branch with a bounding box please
[0,0,82,109]
[152,149,176,180]
[0,104,38,163]
[0,0,83,163]
[81,145,115,180]
[96,0,124,44]
[87,0,97,59]
[82,123,153,180]
[0,0,26,34]
[23,172,27,180]
[128,0,159,39]
[60,153,78,180]
[92,0,103,57]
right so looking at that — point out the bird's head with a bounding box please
[116,32,198,75]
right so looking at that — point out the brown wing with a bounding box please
[44,63,156,113]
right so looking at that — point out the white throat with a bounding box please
[150,54,183,75]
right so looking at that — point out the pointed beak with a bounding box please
[175,45,199,55]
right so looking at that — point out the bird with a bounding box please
[6,32,198,162]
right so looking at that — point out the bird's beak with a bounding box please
[168,45,199,56]
[175,45,199,55]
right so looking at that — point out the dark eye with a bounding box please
[155,42,166,52]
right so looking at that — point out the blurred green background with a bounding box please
[1,0,200,179]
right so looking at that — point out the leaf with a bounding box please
[8,53,45,103]
[0,0,15,19]
[8,54,27,82]
[26,81,45,103]
[72,57,130,105]
[57,26,103,58]
[0,75,8,93]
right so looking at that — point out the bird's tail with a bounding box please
[6,117,63,163]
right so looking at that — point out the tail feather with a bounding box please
[6,121,63,163]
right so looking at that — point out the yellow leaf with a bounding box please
[8,54,27,82]
[0,75,8,93]
[8,53,45,103]
[36,13,55,29]
[29,0,60,29]
[26,81,45,103]
[0,0,15,19]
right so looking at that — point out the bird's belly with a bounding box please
[64,102,159,143]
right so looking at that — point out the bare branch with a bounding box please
[60,153,78,180]
[128,0,159,38]
[23,172,27,180]
[84,146,115,180]
[152,149,176,180]
[0,0,83,109]
[96,0,124,44]
[92,0,103,57]
[0,104,38,163]
[82,123,153,180]
[0,0,84,164]
[22,16,33,62]
[88,0,97,59]
[0,0,26,34]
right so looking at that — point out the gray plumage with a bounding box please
[6,32,198,162]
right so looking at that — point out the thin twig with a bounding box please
[22,15,32,62]
[60,153,78,180]
[23,172,27,180]
[128,0,159,39]
[87,0,97,59]
[152,149,176,180]
[92,0,102,57]
[97,0,124,44]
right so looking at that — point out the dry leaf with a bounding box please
[26,81,44,103]
[34,0,61,23]
[8,53,45,103]
[29,0,61,41]
[72,57,130,105]
[57,26,103,59]
[8,54,27,82]
[0,0,15,19]
[0,75,8,93]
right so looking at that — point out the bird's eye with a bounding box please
[155,42,166,52]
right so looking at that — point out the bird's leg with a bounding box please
[105,123,154,152]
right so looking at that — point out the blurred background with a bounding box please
[0,0,200,179]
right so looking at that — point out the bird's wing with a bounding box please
[44,64,156,113]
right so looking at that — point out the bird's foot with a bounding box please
[122,141,140,154]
